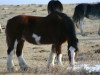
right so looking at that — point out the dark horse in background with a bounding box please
[6,11,78,72]
[73,3,100,36]
[47,0,63,14]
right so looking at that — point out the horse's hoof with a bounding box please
[81,33,87,36]
[7,67,15,73]
[20,66,29,71]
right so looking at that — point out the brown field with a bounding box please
[0,4,100,75]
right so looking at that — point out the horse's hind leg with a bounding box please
[47,44,62,67]
[79,19,86,36]
[16,39,28,71]
[7,38,17,72]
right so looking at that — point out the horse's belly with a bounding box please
[87,14,100,20]
[23,33,55,45]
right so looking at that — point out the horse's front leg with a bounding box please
[68,46,76,66]
[47,45,56,68]
[79,20,85,36]
[16,39,28,71]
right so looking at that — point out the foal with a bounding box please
[6,11,78,71]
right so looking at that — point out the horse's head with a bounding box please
[47,0,63,14]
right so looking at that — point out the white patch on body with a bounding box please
[57,54,63,65]
[47,52,56,67]
[18,53,28,69]
[32,33,41,44]
[69,46,75,66]
[7,40,18,71]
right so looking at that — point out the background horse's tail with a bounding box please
[72,4,86,28]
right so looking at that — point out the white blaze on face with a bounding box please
[7,40,18,69]
[32,33,41,44]
[69,46,75,66]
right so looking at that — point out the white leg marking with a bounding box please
[69,46,75,66]
[7,50,14,70]
[18,53,28,69]
[79,20,84,35]
[32,33,41,44]
[0,24,3,33]
[47,52,56,67]
[57,54,63,65]
[7,40,18,71]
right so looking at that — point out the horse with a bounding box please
[47,0,63,14]
[6,11,78,72]
[73,3,100,36]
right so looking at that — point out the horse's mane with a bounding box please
[53,11,76,36]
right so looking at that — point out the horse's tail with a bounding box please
[72,4,86,28]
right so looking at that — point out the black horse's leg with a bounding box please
[47,44,56,67]
[79,19,86,36]
[68,47,75,66]
[16,39,28,70]
[68,41,77,66]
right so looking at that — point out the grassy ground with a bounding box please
[0,4,100,75]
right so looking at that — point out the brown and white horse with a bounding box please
[6,11,78,72]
